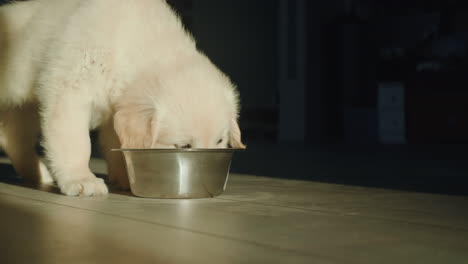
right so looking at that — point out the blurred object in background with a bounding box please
[377,82,406,144]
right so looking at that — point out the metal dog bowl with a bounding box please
[112,148,242,198]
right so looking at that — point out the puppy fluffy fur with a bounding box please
[0,0,245,196]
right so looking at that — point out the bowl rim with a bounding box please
[111,148,245,153]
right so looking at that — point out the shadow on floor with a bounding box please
[0,163,133,196]
[230,143,468,196]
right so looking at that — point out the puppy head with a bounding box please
[113,92,158,149]
[114,58,246,149]
[153,95,245,149]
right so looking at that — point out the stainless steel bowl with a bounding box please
[112,148,242,198]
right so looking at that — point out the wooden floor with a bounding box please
[1,158,467,264]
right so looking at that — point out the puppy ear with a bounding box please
[229,119,246,149]
[114,105,158,149]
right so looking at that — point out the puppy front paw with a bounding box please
[39,161,54,184]
[59,175,108,196]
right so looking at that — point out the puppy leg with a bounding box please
[41,93,108,196]
[0,104,52,183]
[99,120,129,190]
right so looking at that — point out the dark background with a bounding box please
[164,0,468,196]
[1,0,468,195]
[166,0,468,146]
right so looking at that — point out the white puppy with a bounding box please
[0,0,245,196]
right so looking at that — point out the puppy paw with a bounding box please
[39,160,54,184]
[59,176,108,196]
